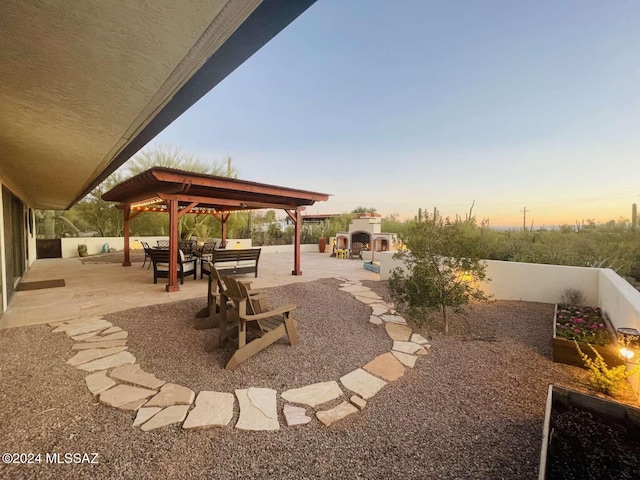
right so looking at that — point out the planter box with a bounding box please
[539,385,640,479]
[552,304,623,368]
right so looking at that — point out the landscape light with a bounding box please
[620,347,635,361]
[617,327,640,363]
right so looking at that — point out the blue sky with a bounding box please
[151,0,640,227]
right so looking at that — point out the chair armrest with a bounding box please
[239,303,297,321]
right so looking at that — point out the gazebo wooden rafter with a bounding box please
[102,167,329,292]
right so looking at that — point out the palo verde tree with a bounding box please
[388,207,490,334]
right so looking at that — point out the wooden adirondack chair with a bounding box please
[222,275,298,370]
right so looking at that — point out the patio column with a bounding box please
[166,199,179,292]
[285,208,302,275]
[214,213,230,248]
[121,205,132,267]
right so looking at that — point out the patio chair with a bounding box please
[150,249,197,284]
[350,242,364,260]
[199,241,218,279]
[141,241,153,269]
[222,275,298,370]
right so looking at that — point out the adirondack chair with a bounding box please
[350,242,364,260]
[222,275,298,370]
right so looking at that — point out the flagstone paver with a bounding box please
[411,333,429,345]
[101,326,123,335]
[381,314,407,325]
[349,395,367,411]
[133,407,162,427]
[120,398,150,411]
[84,331,128,342]
[99,384,158,408]
[371,305,390,316]
[281,381,343,407]
[51,317,103,332]
[49,277,434,434]
[71,331,105,341]
[145,383,195,407]
[235,388,279,431]
[283,404,312,426]
[339,285,370,293]
[67,346,128,367]
[109,364,165,389]
[392,341,425,355]
[363,352,406,382]
[316,401,359,427]
[84,371,116,395]
[353,295,383,305]
[384,323,412,341]
[353,290,382,300]
[183,391,234,429]
[72,339,128,350]
[75,351,136,372]
[140,405,189,432]
[340,368,387,400]
[65,321,112,337]
[392,351,418,368]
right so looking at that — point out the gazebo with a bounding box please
[102,167,329,291]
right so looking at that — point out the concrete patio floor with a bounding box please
[0,251,379,329]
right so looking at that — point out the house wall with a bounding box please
[0,177,36,313]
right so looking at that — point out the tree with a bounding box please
[388,209,490,334]
[351,206,377,214]
[38,145,241,238]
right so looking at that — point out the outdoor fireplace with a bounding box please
[336,214,399,256]
[351,231,371,249]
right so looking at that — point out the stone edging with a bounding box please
[48,277,430,431]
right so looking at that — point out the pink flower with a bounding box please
[573,318,585,324]
[573,328,581,333]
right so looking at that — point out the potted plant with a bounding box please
[318,237,326,253]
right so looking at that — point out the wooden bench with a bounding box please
[209,248,261,277]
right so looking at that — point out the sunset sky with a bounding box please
[149,0,640,227]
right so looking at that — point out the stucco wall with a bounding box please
[379,252,640,331]
[60,237,319,258]
[481,260,599,305]
[379,253,600,304]
[598,269,640,332]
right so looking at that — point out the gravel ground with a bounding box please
[0,279,636,480]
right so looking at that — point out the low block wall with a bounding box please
[61,237,323,258]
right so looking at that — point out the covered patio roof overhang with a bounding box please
[102,167,330,291]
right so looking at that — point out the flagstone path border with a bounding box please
[48,278,430,431]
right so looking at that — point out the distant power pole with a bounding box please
[521,206,528,232]
[633,203,638,230]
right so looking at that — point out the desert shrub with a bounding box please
[560,288,585,306]
[575,342,638,395]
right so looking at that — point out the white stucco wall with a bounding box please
[379,251,640,332]
[598,269,640,332]
[61,237,316,258]
[481,260,599,305]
